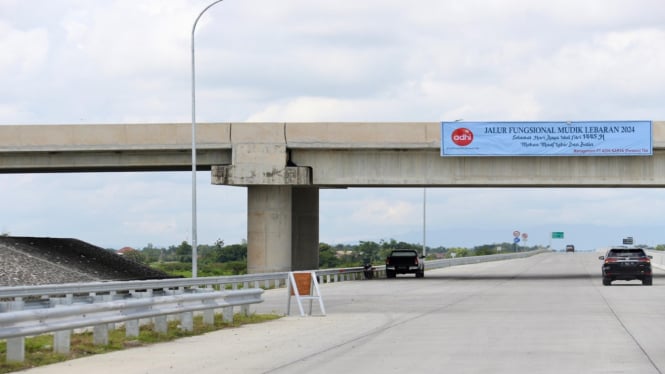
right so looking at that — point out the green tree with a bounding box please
[358,241,381,264]
[141,243,162,263]
[473,244,499,256]
[319,242,340,269]
[122,249,147,264]
[218,244,247,262]
[449,247,469,258]
[175,241,192,262]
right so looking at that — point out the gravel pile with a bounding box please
[0,236,173,287]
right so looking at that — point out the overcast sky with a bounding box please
[2,0,665,252]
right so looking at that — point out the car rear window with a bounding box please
[607,249,646,257]
[390,251,417,257]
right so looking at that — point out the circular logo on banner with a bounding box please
[451,128,474,146]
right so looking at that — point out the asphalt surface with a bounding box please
[21,252,665,374]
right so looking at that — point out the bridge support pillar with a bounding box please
[292,187,319,271]
[247,186,319,273]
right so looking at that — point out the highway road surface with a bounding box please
[23,252,665,374]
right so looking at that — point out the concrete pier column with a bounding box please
[292,187,319,270]
[247,186,293,273]
[246,186,320,273]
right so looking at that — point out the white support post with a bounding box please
[125,319,139,338]
[181,311,194,332]
[54,330,71,355]
[222,306,233,323]
[203,309,215,325]
[287,271,326,317]
[154,315,168,334]
[6,337,24,362]
[93,324,109,346]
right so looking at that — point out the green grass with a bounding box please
[0,313,281,373]
[151,261,247,278]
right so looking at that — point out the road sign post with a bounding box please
[550,231,564,251]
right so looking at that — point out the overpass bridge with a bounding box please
[2,122,664,273]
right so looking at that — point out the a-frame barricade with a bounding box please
[287,271,326,317]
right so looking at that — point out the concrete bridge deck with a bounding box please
[1,122,664,187]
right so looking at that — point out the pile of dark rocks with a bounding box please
[0,236,173,287]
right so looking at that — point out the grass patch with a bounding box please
[0,313,281,373]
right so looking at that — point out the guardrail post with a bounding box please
[11,297,24,312]
[52,304,73,354]
[125,319,139,338]
[222,306,233,323]
[181,311,194,331]
[5,297,26,362]
[202,298,215,325]
[154,315,168,334]
[102,294,117,333]
[54,330,71,355]
[93,324,109,345]
[6,337,25,362]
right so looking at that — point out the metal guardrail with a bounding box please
[0,268,378,311]
[0,288,263,363]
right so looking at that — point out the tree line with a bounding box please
[116,238,542,277]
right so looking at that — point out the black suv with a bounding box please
[599,247,652,286]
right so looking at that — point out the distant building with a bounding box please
[117,247,136,256]
[335,250,354,258]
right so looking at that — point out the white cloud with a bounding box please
[1,0,665,250]
[0,21,48,75]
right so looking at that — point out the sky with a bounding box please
[1,0,665,252]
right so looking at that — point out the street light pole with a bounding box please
[191,0,225,278]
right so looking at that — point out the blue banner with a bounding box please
[440,121,652,157]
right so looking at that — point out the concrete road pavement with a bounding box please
[21,252,665,373]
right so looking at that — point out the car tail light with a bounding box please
[604,258,618,264]
[638,257,651,263]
